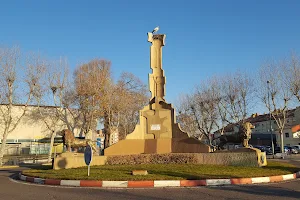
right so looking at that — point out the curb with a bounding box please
[18,171,300,188]
[0,165,19,169]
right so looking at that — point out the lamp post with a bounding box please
[267,80,275,158]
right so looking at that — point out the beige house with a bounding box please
[214,107,300,147]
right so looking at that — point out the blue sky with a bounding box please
[1,0,300,105]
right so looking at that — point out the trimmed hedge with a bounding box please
[106,153,199,165]
[106,152,259,167]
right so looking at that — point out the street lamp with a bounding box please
[267,80,275,158]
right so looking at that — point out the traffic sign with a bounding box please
[84,145,93,165]
[84,145,93,176]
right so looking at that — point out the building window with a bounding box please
[18,139,34,142]
[5,139,15,143]
[285,133,290,138]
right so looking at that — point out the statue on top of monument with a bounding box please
[147,27,166,106]
[152,26,159,34]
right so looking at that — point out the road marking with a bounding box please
[154,180,180,187]
[282,174,294,180]
[252,177,270,184]
[60,180,80,187]
[102,181,128,188]
[206,179,231,186]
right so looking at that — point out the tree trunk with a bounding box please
[280,131,284,153]
[47,132,56,163]
[0,130,9,166]
[103,112,110,149]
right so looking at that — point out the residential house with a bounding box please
[213,107,300,147]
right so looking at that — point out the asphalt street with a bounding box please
[0,160,299,200]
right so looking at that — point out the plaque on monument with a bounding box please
[151,124,161,130]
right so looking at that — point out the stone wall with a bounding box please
[53,152,262,169]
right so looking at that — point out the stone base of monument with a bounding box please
[53,152,107,170]
[215,147,267,167]
[53,150,266,169]
[104,138,211,155]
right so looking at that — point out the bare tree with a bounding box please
[176,94,199,137]
[258,59,292,153]
[177,71,254,147]
[73,59,113,148]
[218,72,254,126]
[0,47,45,166]
[285,52,300,103]
[36,58,84,158]
[74,59,112,136]
[49,58,84,135]
[116,72,148,139]
[27,106,64,163]
[177,78,221,145]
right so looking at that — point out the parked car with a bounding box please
[291,146,299,154]
[265,146,271,151]
[274,146,281,154]
[283,146,297,154]
[253,145,265,152]
[292,145,300,151]
[253,145,272,154]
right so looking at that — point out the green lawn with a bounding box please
[22,161,299,181]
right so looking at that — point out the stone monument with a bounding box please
[104,31,210,155]
[53,29,266,169]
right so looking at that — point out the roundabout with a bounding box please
[18,170,300,188]
[1,160,300,200]
[18,161,300,188]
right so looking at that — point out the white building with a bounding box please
[0,104,95,155]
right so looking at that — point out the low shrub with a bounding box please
[106,153,199,165]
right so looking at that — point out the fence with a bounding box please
[29,143,50,155]
[3,142,64,156]
[3,144,22,156]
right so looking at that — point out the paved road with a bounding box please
[0,161,300,200]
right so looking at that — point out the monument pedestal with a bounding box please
[105,102,210,155]
[53,152,107,170]
[105,138,210,155]
[215,147,267,167]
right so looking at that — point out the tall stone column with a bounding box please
[103,30,211,156]
[147,33,166,104]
